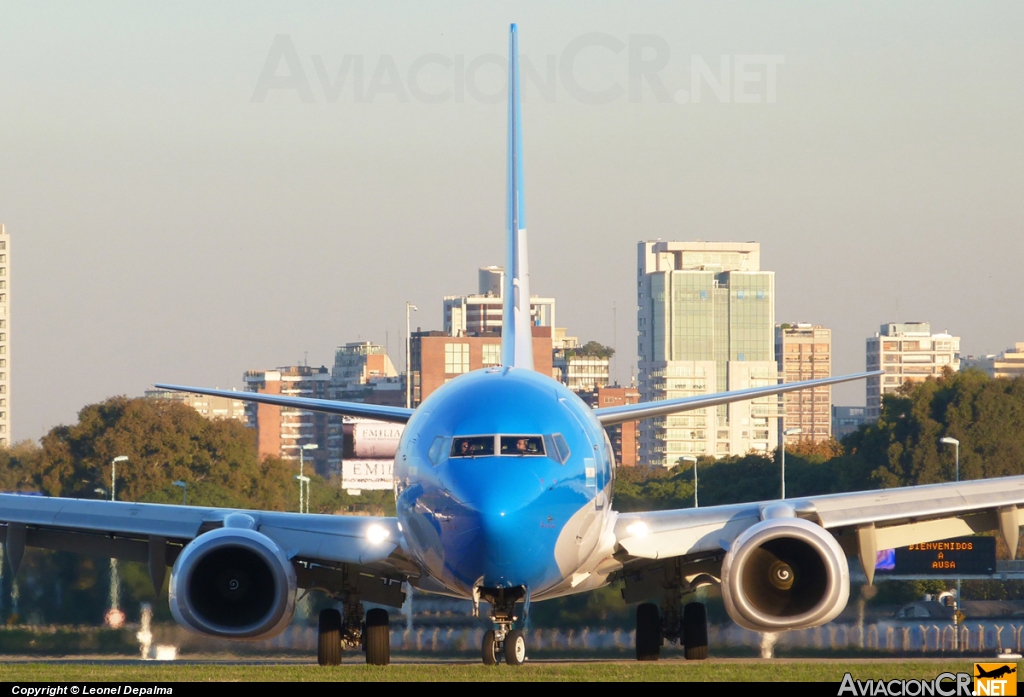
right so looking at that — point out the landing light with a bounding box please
[366,524,391,544]
[626,521,650,538]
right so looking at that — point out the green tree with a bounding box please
[0,440,42,493]
[842,369,1024,489]
[567,341,615,359]
[29,396,295,510]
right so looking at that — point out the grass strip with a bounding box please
[0,660,982,682]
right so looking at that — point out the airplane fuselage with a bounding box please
[394,367,615,599]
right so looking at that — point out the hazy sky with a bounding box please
[2,2,1022,441]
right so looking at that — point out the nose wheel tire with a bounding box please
[635,602,661,661]
[682,601,708,660]
[364,608,391,666]
[504,629,526,666]
[317,609,342,666]
[482,629,499,665]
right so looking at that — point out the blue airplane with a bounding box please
[4,25,1024,667]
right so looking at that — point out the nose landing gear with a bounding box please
[477,586,527,666]
[505,629,526,665]
[482,629,499,665]
[480,626,527,666]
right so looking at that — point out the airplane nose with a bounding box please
[448,455,546,516]
[444,457,554,586]
[465,507,551,587]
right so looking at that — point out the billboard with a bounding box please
[875,536,996,576]
[341,459,394,491]
[343,421,404,459]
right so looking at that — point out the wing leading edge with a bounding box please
[0,493,411,605]
[614,474,1024,585]
[153,384,414,424]
[594,370,882,426]
[159,372,878,427]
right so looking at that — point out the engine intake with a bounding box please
[169,527,297,639]
[720,517,849,632]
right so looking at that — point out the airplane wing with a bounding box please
[154,383,414,424]
[594,371,882,426]
[0,493,417,607]
[158,372,878,428]
[613,474,1024,589]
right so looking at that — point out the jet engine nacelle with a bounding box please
[720,517,849,632]
[169,526,297,639]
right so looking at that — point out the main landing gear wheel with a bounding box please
[504,629,526,666]
[481,629,499,665]
[682,602,708,660]
[317,608,342,666]
[635,602,661,661]
[364,608,390,666]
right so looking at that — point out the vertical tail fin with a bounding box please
[501,23,534,370]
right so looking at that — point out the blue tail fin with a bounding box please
[501,23,534,370]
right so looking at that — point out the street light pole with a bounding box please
[940,436,961,650]
[296,475,311,515]
[941,437,960,483]
[298,443,318,514]
[173,480,187,506]
[680,455,698,508]
[781,428,802,500]
[107,456,128,629]
[110,455,128,502]
[406,302,418,409]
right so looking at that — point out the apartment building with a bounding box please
[963,343,1024,379]
[775,323,832,444]
[866,322,960,420]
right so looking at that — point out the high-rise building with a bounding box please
[638,241,779,465]
[550,330,611,392]
[244,365,333,474]
[410,327,554,406]
[330,342,403,407]
[0,224,9,446]
[866,322,961,420]
[776,323,832,444]
[331,342,399,390]
[443,266,555,337]
[579,384,640,467]
[552,342,612,393]
[327,342,404,466]
[962,343,1024,379]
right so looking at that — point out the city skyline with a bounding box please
[2,4,1022,440]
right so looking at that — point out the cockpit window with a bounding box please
[499,436,545,456]
[449,435,550,458]
[546,433,571,465]
[428,436,447,465]
[451,436,495,458]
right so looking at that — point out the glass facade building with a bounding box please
[638,241,778,466]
